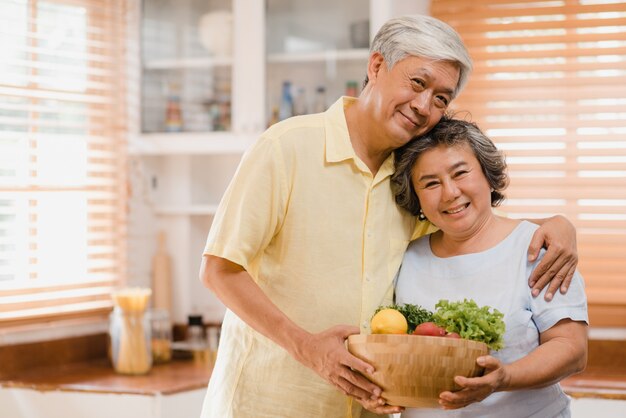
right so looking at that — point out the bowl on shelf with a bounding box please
[347,334,489,408]
[198,10,233,56]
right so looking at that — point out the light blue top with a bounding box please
[396,221,588,418]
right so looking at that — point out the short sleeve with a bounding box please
[411,220,438,241]
[203,135,288,273]
[529,252,589,332]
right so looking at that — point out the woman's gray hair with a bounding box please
[391,117,509,217]
[366,15,473,98]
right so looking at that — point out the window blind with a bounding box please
[432,0,626,325]
[0,0,128,327]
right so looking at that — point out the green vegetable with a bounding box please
[374,303,433,333]
[373,299,506,350]
[432,299,505,350]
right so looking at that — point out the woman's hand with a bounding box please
[527,215,578,301]
[438,356,509,410]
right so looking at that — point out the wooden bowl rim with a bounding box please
[348,333,489,351]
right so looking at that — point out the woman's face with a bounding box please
[411,143,494,238]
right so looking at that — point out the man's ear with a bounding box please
[366,52,385,84]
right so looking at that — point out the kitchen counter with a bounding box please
[0,331,213,418]
[1,333,625,418]
[563,367,626,401]
[3,358,624,401]
[1,358,212,396]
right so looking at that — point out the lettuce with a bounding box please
[433,299,505,350]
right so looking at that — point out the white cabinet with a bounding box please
[129,0,430,324]
[0,387,206,418]
[129,0,264,325]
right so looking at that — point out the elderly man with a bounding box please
[199,15,578,418]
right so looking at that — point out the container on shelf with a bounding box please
[293,86,308,116]
[150,309,172,364]
[165,91,183,132]
[198,10,233,56]
[109,288,153,375]
[279,81,294,121]
[186,314,213,365]
[313,86,327,113]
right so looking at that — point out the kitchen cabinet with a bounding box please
[129,0,430,324]
[0,387,206,418]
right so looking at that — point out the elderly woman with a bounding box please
[389,118,588,417]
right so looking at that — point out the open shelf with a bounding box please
[129,131,258,155]
[143,56,233,70]
[267,48,369,64]
[154,204,219,216]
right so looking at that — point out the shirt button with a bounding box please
[362,321,369,328]
[365,276,371,282]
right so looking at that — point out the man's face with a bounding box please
[366,54,460,149]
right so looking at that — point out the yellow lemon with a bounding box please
[370,308,408,334]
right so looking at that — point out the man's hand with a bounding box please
[527,215,578,301]
[438,356,508,410]
[356,396,405,415]
[292,325,384,403]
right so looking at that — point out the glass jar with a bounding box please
[109,307,152,375]
[187,314,211,365]
[150,309,172,364]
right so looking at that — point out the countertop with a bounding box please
[1,333,625,401]
[2,358,626,401]
[0,358,212,396]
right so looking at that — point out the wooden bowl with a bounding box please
[347,334,489,408]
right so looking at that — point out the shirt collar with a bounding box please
[324,96,358,164]
[324,96,396,180]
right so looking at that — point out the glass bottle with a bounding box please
[313,86,327,113]
[187,314,211,364]
[150,309,172,364]
[279,80,294,121]
[292,86,307,116]
[187,314,206,348]
[165,83,183,132]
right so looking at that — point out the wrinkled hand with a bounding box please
[355,396,405,415]
[527,215,578,301]
[293,325,384,403]
[438,356,508,410]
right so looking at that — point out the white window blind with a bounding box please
[0,0,128,327]
[433,0,626,325]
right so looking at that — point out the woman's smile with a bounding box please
[442,202,470,215]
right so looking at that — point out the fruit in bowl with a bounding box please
[347,299,505,408]
[370,308,408,334]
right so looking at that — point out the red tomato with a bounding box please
[412,322,447,337]
[445,332,461,339]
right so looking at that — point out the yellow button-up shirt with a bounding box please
[201,97,435,418]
